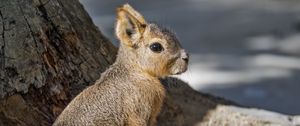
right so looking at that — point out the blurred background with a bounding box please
[79,0,300,115]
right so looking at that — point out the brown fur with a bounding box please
[53,4,188,126]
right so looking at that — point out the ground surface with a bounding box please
[79,0,300,115]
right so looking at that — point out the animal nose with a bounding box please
[182,56,189,63]
[181,50,189,63]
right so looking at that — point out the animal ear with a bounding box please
[116,4,147,46]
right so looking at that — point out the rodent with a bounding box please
[53,4,189,126]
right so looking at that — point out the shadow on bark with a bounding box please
[157,77,235,126]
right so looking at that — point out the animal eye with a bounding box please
[150,42,164,53]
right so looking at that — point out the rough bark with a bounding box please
[0,0,116,125]
[0,0,299,126]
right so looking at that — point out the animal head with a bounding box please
[115,4,188,77]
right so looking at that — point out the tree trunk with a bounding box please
[0,0,116,125]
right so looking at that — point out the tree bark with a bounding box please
[0,0,116,125]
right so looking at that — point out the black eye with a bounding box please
[150,42,164,53]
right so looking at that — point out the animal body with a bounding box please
[53,4,188,126]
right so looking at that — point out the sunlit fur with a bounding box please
[53,4,188,126]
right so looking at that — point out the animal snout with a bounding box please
[181,50,189,63]
[182,57,189,63]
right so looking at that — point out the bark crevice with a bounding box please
[0,10,5,70]
[17,1,39,52]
